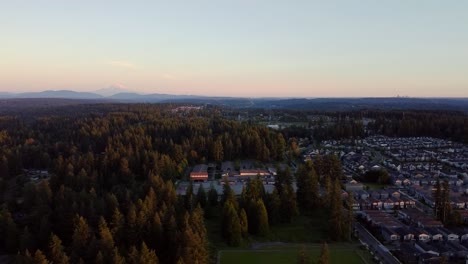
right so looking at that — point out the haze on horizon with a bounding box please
[1,1,467,98]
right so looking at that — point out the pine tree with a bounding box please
[275,166,298,223]
[265,188,281,225]
[196,185,207,208]
[239,208,249,238]
[222,201,242,246]
[48,234,69,264]
[256,199,269,236]
[185,181,194,212]
[345,191,354,240]
[208,184,218,207]
[33,249,50,264]
[95,251,104,264]
[126,203,138,246]
[148,212,163,250]
[279,185,298,223]
[213,138,224,162]
[322,176,332,207]
[330,180,344,241]
[296,161,320,213]
[2,208,19,253]
[71,215,90,259]
[180,207,208,263]
[441,180,451,223]
[318,242,330,264]
[112,247,126,264]
[297,245,311,264]
[140,242,159,264]
[127,246,139,264]
[20,227,35,252]
[98,217,114,258]
[0,155,9,179]
[433,179,441,219]
[221,180,238,209]
[110,208,125,244]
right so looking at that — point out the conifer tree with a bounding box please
[20,227,34,253]
[127,246,139,264]
[185,181,194,212]
[196,185,207,208]
[345,191,354,240]
[98,217,114,258]
[265,188,281,225]
[433,179,441,219]
[112,247,125,264]
[71,215,90,259]
[48,234,69,264]
[140,242,159,264]
[95,251,104,264]
[1,208,19,253]
[296,161,320,212]
[441,180,451,223]
[330,180,344,241]
[256,199,269,236]
[33,249,50,264]
[110,208,125,244]
[297,245,311,264]
[239,208,249,238]
[222,201,242,246]
[318,242,330,264]
[208,184,219,207]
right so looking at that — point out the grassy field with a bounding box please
[219,244,367,264]
[207,208,346,263]
[266,211,329,242]
[206,209,330,249]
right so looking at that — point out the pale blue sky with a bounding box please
[1,0,467,97]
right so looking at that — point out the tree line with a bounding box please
[0,104,288,263]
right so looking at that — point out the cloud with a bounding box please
[107,60,138,70]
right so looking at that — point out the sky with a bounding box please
[1,0,467,97]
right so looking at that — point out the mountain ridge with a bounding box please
[1,90,468,111]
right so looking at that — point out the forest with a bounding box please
[0,103,352,264]
[267,109,468,144]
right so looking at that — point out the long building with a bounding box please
[190,164,208,181]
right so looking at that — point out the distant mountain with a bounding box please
[0,92,14,98]
[12,90,104,99]
[109,92,207,102]
[108,92,146,100]
[0,89,467,112]
[94,86,131,97]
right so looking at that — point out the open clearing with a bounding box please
[219,244,368,264]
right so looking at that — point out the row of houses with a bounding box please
[396,241,468,264]
[408,185,468,209]
[363,136,454,150]
[346,188,417,211]
[360,210,468,243]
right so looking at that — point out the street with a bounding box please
[355,223,401,264]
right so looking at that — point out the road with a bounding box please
[399,190,433,215]
[355,223,401,264]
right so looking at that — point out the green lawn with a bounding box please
[207,209,330,248]
[267,211,329,242]
[219,244,366,264]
